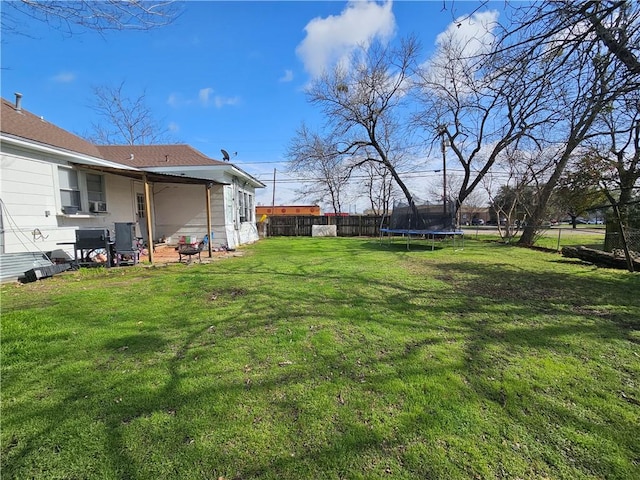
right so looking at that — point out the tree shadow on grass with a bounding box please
[4,242,640,478]
[431,259,640,329]
[427,260,640,477]
[362,237,450,253]
[159,255,639,476]
[102,333,168,354]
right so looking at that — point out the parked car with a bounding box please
[471,218,485,226]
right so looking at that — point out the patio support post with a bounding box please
[206,183,213,258]
[143,174,154,264]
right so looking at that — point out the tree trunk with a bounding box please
[562,245,640,270]
[612,203,635,272]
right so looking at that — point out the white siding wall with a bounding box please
[1,144,140,257]
[1,147,71,253]
[221,183,259,249]
[238,222,259,245]
[1,143,261,259]
[152,183,229,246]
[152,182,259,248]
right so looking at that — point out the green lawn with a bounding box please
[2,237,639,479]
[463,226,607,250]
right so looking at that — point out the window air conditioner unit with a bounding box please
[89,201,108,212]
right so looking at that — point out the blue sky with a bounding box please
[1,1,496,209]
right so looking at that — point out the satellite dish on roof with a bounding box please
[221,149,230,161]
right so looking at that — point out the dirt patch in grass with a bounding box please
[208,288,247,301]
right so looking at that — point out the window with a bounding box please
[58,167,81,209]
[238,191,254,223]
[86,174,105,202]
[136,193,146,218]
[238,191,246,222]
[58,167,107,213]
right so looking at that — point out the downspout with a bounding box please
[143,174,154,264]
[233,178,240,230]
[206,183,213,258]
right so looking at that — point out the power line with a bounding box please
[254,168,516,183]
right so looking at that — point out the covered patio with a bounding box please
[80,164,225,264]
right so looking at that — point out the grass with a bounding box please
[1,237,639,479]
[463,226,606,250]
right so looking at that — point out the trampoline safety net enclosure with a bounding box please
[380,201,464,250]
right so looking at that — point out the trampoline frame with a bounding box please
[380,228,464,250]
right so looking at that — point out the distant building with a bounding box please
[256,205,321,217]
[324,212,349,217]
[459,206,490,225]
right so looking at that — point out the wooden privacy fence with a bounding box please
[264,215,387,237]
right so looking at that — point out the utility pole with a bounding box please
[272,168,276,208]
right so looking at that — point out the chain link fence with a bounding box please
[604,226,640,256]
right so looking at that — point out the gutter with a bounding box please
[1,134,139,171]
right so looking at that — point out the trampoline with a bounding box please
[379,200,464,250]
[380,228,464,250]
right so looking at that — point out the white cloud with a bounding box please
[421,10,500,97]
[51,71,76,83]
[167,93,186,107]
[279,69,294,83]
[214,95,240,108]
[167,89,240,109]
[200,88,239,108]
[168,121,180,132]
[199,87,214,105]
[296,0,396,78]
[434,10,499,58]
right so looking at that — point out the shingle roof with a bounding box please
[1,97,243,182]
[1,97,104,159]
[97,144,227,167]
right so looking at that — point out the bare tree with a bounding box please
[481,147,546,242]
[587,90,640,220]
[413,23,553,229]
[305,37,423,219]
[456,189,486,226]
[358,161,396,215]
[84,82,173,145]
[484,0,640,245]
[2,1,181,36]
[580,89,640,271]
[286,124,350,214]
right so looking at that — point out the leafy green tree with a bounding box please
[554,167,607,228]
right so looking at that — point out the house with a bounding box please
[96,144,265,249]
[0,94,264,278]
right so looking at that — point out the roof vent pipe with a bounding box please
[14,92,22,112]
